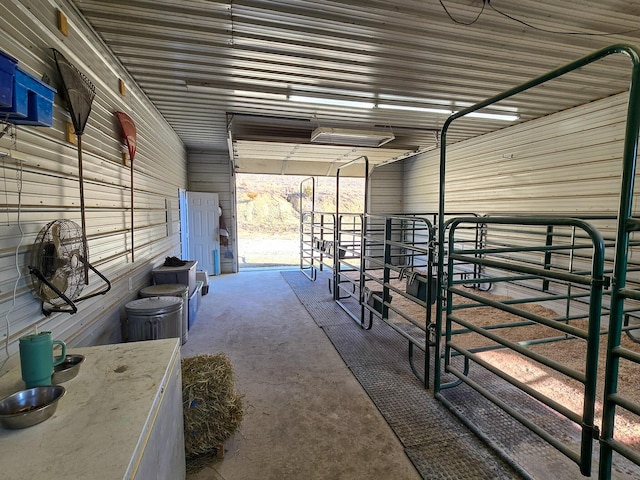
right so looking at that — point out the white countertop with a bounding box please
[0,338,181,480]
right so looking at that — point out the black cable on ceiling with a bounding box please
[437,0,640,36]
[487,1,640,36]
[438,0,485,26]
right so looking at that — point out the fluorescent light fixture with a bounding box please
[310,127,395,147]
[290,95,374,109]
[455,101,518,112]
[464,111,520,121]
[378,103,517,121]
[378,104,452,115]
[233,90,287,100]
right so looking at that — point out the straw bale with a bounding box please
[182,354,244,459]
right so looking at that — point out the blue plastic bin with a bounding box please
[0,65,56,127]
[0,50,18,108]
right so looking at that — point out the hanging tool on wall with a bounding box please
[52,49,96,285]
[115,111,137,262]
[219,208,233,258]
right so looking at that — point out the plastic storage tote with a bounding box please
[152,260,197,296]
[0,65,56,126]
[0,50,18,108]
[196,270,209,295]
[188,281,204,330]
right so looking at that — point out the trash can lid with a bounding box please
[140,284,188,297]
[125,296,182,315]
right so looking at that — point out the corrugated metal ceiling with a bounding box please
[69,0,640,175]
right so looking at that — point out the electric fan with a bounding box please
[28,220,111,315]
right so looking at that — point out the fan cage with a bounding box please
[29,219,86,306]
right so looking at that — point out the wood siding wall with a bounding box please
[0,0,187,374]
[188,151,237,274]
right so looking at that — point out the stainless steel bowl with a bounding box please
[52,354,85,384]
[0,385,66,429]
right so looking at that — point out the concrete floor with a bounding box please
[182,270,421,480]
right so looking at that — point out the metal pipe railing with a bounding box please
[435,44,640,479]
[438,215,605,476]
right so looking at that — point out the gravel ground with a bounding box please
[237,235,300,268]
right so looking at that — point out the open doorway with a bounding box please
[236,173,364,270]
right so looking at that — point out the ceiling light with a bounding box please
[310,127,395,147]
[233,90,287,100]
[464,112,520,121]
[378,104,452,115]
[378,103,518,121]
[290,95,375,109]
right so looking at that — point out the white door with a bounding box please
[186,192,219,275]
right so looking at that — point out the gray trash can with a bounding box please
[139,284,189,345]
[125,296,182,342]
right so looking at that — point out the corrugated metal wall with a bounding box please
[0,0,187,374]
[403,92,629,219]
[369,162,403,214]
[188,151,237,274]
[402,92,633,310]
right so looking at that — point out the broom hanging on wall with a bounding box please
[115,111,137,262]
[52,49,96,284]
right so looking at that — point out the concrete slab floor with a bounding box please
[182,270,421,480]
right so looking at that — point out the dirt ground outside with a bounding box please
[237,234,300,269]
[235,173,364,269]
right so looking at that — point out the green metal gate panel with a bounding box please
[437,216,606,476]
[436,44,640,479]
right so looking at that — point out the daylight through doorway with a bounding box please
[235,173,364,270]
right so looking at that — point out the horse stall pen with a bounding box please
[361,214,437,386]
[296,137,506,385]
[438,216,608,475]
[434,44,640,479]
[298,157,370,327]
[299,161,487,387]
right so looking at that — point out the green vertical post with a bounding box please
[542,225,553,292]
[599,45,640,480]
[383,217,392,321]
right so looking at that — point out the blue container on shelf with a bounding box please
[0,50,18,108]
[0,65,56,127]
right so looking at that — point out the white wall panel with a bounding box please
[0,0,187,375]
[188,151,237,273]
[404,93,629,217]
[402,92,633,312]
[369,162,403,214]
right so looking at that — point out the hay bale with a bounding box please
[182,354,244,459]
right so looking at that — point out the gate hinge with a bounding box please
[592,276,611,289]
[591,424,600,440]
